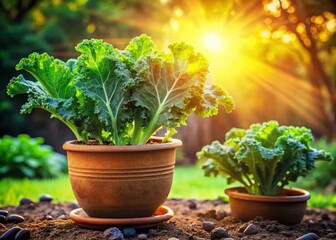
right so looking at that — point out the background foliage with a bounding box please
[0,134,67,178]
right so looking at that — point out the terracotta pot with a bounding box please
[63,137,182,218]
[224,187,310,225]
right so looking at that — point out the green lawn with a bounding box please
[0,165,335,208]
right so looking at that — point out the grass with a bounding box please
[0,165,335,208]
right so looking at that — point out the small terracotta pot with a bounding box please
[63,137,182,218]
[224,187,310,225]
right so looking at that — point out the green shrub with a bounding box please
[0,134,67,178]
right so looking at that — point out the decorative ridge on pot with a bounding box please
[63,137,182,153]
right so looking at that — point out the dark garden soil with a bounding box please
[1,198,336,240]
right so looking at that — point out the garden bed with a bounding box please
[1,199,335,240]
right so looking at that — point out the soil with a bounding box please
[1,199,336,240]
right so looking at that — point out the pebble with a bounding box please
[321,213,330,221]
[0,216,6,224]
[215,210,227,220]
[168,238,179,240]
[7,214,24,224]
[243,223,259,235]
[0,210,8,217]
[210,227,229,240]
[207,210,217,219]
[57,215,67,220]
[14,229,31,240]
[19,198,33,206]
[39,194,53,203]
[188,199,197,209]
[296,233,319,240]
[68,203,80,210]
[103,227,124,240]
[202,221,215,232]
[0,227,22,240]
[137,233,148,240]
[148,229,158,236]
[122,227,136,238]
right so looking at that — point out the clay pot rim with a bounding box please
[63,136,182,152]
[224,187,310,203]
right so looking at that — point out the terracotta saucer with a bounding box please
[69,206,174,229]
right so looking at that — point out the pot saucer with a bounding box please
[69,206,174,229]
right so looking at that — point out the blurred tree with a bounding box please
[0,0,50,137]
[263,0,336,137]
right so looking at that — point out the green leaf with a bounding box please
[15,52,75,99]
[133,42,234,144]
[75,39,135,144]
[7,53,81,139]
[124,34,156,61]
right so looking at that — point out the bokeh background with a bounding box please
[1,0,336,163]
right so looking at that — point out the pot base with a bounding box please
[69,205,174,229]
[225,187,310,225]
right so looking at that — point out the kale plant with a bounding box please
[197,121,334,196]
[7,34,234,145]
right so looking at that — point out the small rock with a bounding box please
[280,231,293,237]
[207,210,217,219]
[0,227,22,240]
[46,215,53,220]
[215,210,227,220]
[160,230,168,235]
[0,210,8,217]
[327,232,336,238]
[148,229,158,236]
[168,238,179,240]
[57,215,67,220]
[68,203,80,210]
[103,227,124,240]
[7,214,24,223]
[122,227,136,238]
[265,224,280,232]
[19,198,33,205]
[188,199,197,209]
[14,229,31,240]
[39,194,53,203]
[187,234,194,240]
[210,227,229,240]
[137,233,148,240]
[0,216,6,224]
[296,233,319,240]
[202,221,215,232]
[243,223,259,235]
[321,213,330,221]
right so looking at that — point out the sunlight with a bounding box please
[160,0,331,133]
[203,32,224,52]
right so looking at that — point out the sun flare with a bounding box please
[203,32,224,52]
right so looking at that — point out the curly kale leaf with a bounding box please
[131,42,234,144]
[75,39,136,144]
[6,53,82,139]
